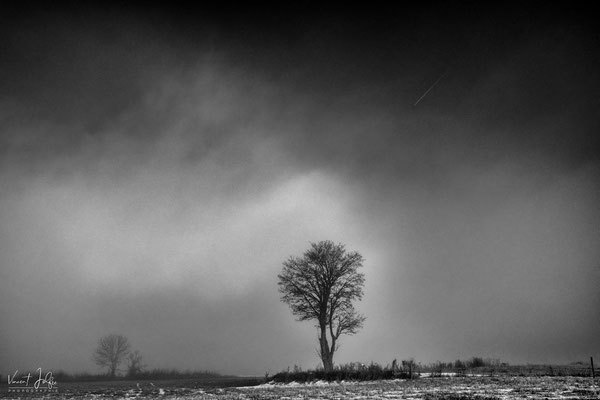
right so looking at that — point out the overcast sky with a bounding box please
[1,4,598,376]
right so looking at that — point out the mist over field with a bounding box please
[1,4,598,376]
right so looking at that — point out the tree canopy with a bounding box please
[92,334,131,378]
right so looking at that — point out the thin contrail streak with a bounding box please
[413,71,447,106]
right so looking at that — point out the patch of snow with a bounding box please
[238,381,278,389]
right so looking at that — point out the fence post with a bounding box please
[592,356,597,397]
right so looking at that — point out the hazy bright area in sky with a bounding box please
[0,4,598,376]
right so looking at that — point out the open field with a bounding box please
[2,375,597,399]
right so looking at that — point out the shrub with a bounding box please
[272,361,404,383]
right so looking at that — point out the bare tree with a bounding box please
[278,240,366,372]
[402,359,416,379]
[93,334,131,378]
[126,350,145,377]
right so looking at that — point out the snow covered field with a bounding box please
[235,377,597,400]
[7,375,596,399]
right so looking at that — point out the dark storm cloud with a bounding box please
[1,3,598,375]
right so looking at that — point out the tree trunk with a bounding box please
[322,353,334,372]
[319,324,334,372]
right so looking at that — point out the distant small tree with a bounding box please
[469,356,485,369]
[402,359,416,379]
[93,334,131,378]
[278,241,366,372]
[126,350,145,377]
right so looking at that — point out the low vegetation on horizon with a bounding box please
[270,357,596,383]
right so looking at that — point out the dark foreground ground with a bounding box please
[1,375,598,399]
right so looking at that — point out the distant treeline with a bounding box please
[1,369,227,383]
[421,358,593,378]
[272,358,595,382]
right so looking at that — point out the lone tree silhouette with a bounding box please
[278,240,366,372]
[93,334,131,378]
[126,350,145,377]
